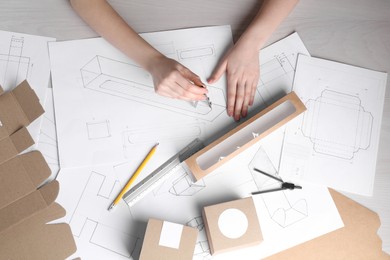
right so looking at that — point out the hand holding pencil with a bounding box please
[147,56,209,102]
[108,143,159,211]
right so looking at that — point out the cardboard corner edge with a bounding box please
[202,207,215,255]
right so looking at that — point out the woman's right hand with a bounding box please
[147,55,208,101]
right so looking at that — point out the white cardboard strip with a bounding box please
[159,221,184,249]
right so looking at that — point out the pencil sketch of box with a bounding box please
[168,172,206,196]
[301,90,373,160]
[80,55,226,122]
[186,216,211,259]
[0,37,30,89]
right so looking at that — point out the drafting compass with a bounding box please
[251,168,302,195]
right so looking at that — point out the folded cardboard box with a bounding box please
[0,81,76,259]
[202,197,263,255]
[139,218,199,260]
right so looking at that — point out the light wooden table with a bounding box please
[1,0,389,255]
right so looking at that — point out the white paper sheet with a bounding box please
[0,30,55,143]
[250,32,311,169]
[49,28,310,170]
[54,31,343,259]
[49,26,233,169]
[55,166,143,260]
[280,55,387,196]
[37,88,60,182]
[55,134,343,260]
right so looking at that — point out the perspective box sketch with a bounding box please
[280,54,387,196]
[49,25,234,169]
[49,29,311,170]
[80,55,226,121]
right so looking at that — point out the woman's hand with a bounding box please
[208,40,259,121]
[147,55,208,101]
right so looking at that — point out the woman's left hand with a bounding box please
[208,41,259,121]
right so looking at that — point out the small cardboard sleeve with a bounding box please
[185,91,306,181]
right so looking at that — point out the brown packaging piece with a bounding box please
[0,80,44,164]
[0,80,44,138]
[0,126,34,164]
[185,91,306,181]
[266,189,390,260]
[0,151,77,259]
[139,218,199,260]
[203,197,263,255]
[0,81,77,259]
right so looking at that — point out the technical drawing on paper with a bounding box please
[152,169,206,197]
[122,122,203,147]
[301,89,373,160]
[68,170,142,258]
[86,120,112,140]
[36,89,60,181]
[0,36,31,88]
[177,45,215,60]
[187,216,211,260]
[80,54,226,122]
[121,122,204,158]
[256,53,296,106]
[249,146,308,228]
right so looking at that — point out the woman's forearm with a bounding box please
[70,0,163,71]
[238,0,299,50]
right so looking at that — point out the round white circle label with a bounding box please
[218,208,248,239]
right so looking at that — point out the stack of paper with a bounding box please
[46,26,374,260]
[4,25,383,259]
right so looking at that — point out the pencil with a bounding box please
[108,143,159,211]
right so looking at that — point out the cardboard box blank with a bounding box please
[0,80,43,164]
[0,181,76,259]
[203,197,263,255]
[0,80,44,139]
[0,81,77,259]
[139,218,198,260]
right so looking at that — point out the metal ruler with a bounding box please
[123,138,205,207]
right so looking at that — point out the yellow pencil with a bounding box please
[108,143,159,211]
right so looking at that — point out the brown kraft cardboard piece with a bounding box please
[202,197,263,255]
[139,218,199,260]
[266,189,390,259]
[185,91,306,181]
[0,81,77,259]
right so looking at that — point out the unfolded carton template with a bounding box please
[0,81,76,259]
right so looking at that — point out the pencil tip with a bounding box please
[108,203,115,211]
